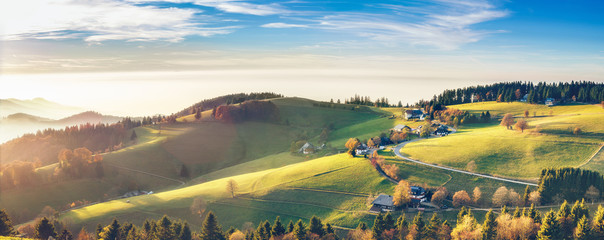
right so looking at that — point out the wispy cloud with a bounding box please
[0,0,233,42]
[129,0,288,16]
[261,22,308,28]
[314,0,508,50]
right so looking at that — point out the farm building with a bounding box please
[298,142,315,154]
[434,126,451,136]
[369,194,395,213]
[392,124,411,132]
[410,186,428,207]
[404,109,426,120]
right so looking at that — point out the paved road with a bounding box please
[392,133,538,187]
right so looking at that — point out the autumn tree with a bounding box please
[500,113,515,130]
[575,216,590,240]
[574,127,582,135]
[466,161,477,172]
[453,190,471,207]
[473,187,482,205]
[393,180,411,207]
[524,110,529,118]
[190,196,207,218]
[431,188,448,206]
[585,185,600,203]
[226,179,239,198]
[0,209,14,236]
[593,205,604,239]
[514,119,529,132]
[345,138,361,156]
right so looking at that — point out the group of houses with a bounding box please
[369,186,429,213]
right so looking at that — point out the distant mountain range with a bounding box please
[0,98,86,119]
[0,98,125,143]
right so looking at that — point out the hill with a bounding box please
[60,149,527,232]
[1,97,387,224]
[0,98,84,119]
[0,111,124,144]
[399,102,604,179]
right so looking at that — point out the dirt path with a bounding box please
[392,128,538,187]
[109,164,185,186]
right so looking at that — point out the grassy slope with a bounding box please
[400,102,604,179]
[61,150,510,231]
[3,98,385,224]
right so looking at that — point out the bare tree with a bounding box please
[473,187,482,205]
[190,196,207,217]
[226,179,239,198]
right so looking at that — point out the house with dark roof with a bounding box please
[404,109,425,120]
[410,186,428,207]
[369,194,395,213]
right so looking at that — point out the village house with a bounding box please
[298,142,315,154]
[404,109,426,120]
[409,186,428,207]
[369,194,394,213]
[545,98,557,106]
[392,124,411,132]
[433,125,451,136]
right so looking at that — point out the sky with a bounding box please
[1,0,603,116]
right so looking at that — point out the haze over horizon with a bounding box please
[1,0,603,116]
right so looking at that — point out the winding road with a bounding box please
[392,128,538,187]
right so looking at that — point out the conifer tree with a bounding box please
[528,203,542,223]
[201,212,225,240]
[179,222,192,240]
[325,223,335,235]
[438,221,452,240]
[501,205,508,215]
[271,216,286,237]
[308,216,325,237]
[513,207,521,218]
[537,210,561,240]
[99,219,120,240]
[481,210,497,240]
[293,219,306,240]
[382,212,395,231]
[372,213,384,239]
[286,220,295,233]
[396,214,408,240]
[35,217,57,240]
[57,229,73,240]
[593,205,604,239]
[0,209,14,236]
[425,213,441,239]
[409,212,425,240]
[523,186,530,206]
[575,216,590,240]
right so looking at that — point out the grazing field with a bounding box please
[451,101,603,117]
[59,148,520,232]
[400,102,604,179]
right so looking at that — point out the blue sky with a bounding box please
[0,0,603,115]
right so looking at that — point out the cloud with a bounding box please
[313,0,508,50]
[261,22,308,28]
[0,0,233,42]
[129,0,288,16]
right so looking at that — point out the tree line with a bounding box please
[344,95,396,108]
[4,201,604,240]
[415,81,604,109]
[175,92,284,118]
[211,101,281,123]
[538,168,604,204]
[0,118,143,165]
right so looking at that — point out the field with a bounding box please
[58,145,528,232]
[400,102,604,179]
